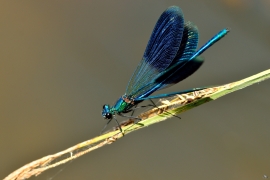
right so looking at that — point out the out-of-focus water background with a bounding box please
[1,1,270,179]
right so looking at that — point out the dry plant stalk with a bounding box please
[4,68,270,180]
[3,86,223,180]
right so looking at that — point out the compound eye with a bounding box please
[105,113,112,119]
[106,113,112,119]
[102,113,113,119]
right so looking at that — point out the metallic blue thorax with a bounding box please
[112,96,136,114]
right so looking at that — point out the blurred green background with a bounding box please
[1,1,270,179]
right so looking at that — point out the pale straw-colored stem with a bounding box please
[4,69,270,180]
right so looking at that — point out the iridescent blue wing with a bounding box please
[126,6,184,97]
[132,21,201,100]
[133,27,230,101]
[171,22,199,66]
[153,28,230,92]
[152,28,230,92]
[154,21,203,90]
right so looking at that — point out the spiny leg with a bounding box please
[113,117,123,133]
[117,113,145,132]
[100,119,112,135]
[130,104,137,116]
[100,117,123,134]
[118,113,142,121]
[130,104,154,116]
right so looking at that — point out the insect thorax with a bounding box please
[112,95,135,114]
